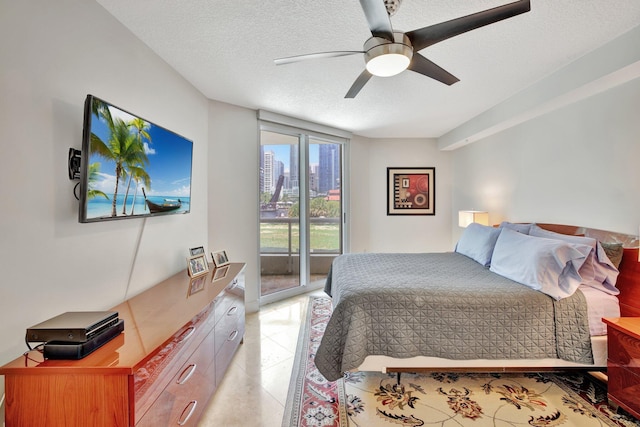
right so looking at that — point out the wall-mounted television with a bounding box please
[78,94,193,223]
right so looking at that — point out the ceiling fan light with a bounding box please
[364,42,413,77]
[366,53,410,77]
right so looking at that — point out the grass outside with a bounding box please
[260,222,340,252]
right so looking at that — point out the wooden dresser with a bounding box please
[0,262,245,427]
[603,317,640,420]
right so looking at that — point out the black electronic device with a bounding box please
[26,311,119,343]
[43,319,124,360]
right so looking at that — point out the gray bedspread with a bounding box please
[315,252,593,381]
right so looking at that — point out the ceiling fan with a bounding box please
[274,0,531,98]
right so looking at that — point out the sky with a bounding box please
[86,100,193,197]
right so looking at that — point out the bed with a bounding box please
[314,223,640,382]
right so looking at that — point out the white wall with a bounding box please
[0,0,209,398]
[447,25,640,242]
[451,77,640,239]
[350,136,453,253]
[207,101,260,311]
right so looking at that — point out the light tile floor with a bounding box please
[199,290,325,426]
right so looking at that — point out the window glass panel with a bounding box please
[260,131,300,295]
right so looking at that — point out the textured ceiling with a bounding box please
[96,0,640,138]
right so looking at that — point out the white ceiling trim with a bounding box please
[442,61,640,151]
[438,25,640,151]
[258,110,353,140]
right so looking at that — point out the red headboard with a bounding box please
[535,223,640,317]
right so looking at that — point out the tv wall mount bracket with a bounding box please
[68,148,81,180]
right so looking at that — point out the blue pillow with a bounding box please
[498,221,532,234]
[455,223,502,267]
[490,229,591,300]
[529,225,620,295]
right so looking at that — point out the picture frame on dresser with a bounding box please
[187,253,209,277]
[189,245,205,256]
[211,250,230,268]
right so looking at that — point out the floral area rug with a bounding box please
[282,296,640,427]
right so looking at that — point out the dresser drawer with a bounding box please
[607,327,640,373]
[214,278,244,325]
[214,303,244,355]
[215,309,244,387]
[134,303,214,422]
[137,330,216,426]
[215,323,244,387]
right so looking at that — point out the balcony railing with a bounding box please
[260,217,341,292]
[260,216,341,255]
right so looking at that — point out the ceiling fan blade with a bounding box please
[406,0,531,51]
[274,51,363,65]
[408,53,459,86]
[345,69,373,98]
[359,0,394,41]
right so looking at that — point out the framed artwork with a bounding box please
[387,167,435,216]
[211,250,230,268]
[188,275,207,296]
[187,254,209,277]
[189,246,205,256]
[212,265,230,282]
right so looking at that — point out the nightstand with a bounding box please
[603,317,640,420]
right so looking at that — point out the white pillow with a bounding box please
[455,223,501,267]
[529,224,620,295]
[490,229,591,300]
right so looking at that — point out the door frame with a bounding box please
[258,121,350,306]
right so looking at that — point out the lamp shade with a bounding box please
[458,210,489,228]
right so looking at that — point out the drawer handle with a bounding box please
[177,400,198,426]
[179,326,196,343]
[228,330,239,342]
[176,363,197,385]
[227,306,238,316]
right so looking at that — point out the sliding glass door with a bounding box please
[260,131,301,296]
[259,126,344,302]
[308,138,342,281]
